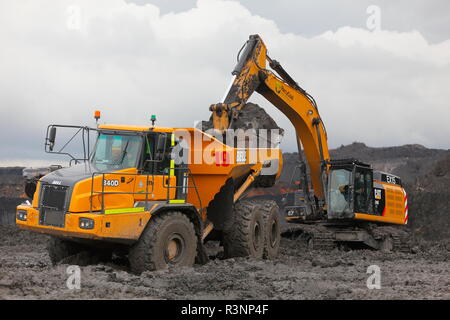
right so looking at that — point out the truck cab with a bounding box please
[16,125,186,242]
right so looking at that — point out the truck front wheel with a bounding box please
[128,211,197,274]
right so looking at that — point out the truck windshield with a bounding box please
[91,133,142,171]
[329,169,352,215]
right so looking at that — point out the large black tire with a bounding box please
[128,211,197,274]
[223,200,265,259]
[47,236,84,265]
[259,200,281,259]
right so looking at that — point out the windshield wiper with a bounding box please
[115,140,130,165]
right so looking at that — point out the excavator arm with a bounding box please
[210,35,267,131]
[210,34,330,202]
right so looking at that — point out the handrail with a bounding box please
[89,171,155,213]
[89,168,203,214]
[161,167,203,213]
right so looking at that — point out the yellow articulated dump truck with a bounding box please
[16,121,282,273]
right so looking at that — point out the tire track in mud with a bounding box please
[1,226,449,300]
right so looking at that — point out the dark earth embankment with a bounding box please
[0,167,26,226]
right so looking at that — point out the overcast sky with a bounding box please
[1,0,449,166]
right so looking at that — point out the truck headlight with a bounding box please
[17,210,27,221]
[79,218,94,229]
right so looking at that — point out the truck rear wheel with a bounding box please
[223,200,265,259]
[128,211,197,274]
[47,236,84,265]
[259,200,280,259]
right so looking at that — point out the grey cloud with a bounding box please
[0,0,449,167]
[128,0,450,42]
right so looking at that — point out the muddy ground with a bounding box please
[1,225,448,300]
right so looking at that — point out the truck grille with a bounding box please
[39,184,68,228]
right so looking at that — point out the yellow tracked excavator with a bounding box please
[209,34,410,251]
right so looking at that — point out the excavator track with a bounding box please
[281,223,338,251]
[392,235,411,253]
[369,225,412,253]
[281,222,412,252]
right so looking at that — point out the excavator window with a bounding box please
[329,169,352,215]
[353,167,374,214]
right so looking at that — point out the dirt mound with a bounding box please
[229,103,283,132]
[405,151,450,240]
[0,168,27,225]
[198,102,284,147]
[331,142,439,161]
[407,192,450,240]
[418,150,450,190]
[431,152,450,178]
[200,102,284,132]
[0,168,25,195]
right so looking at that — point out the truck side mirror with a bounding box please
[48,127,57,151]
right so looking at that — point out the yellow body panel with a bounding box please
[67,167,176,213]
[354,212,404,225]
[16,204,153,241]
[98,124,174,132]
[175,128,281,219]
[355,181,407,225]
[260,74,329,200]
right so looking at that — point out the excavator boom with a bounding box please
[211,34,330,202]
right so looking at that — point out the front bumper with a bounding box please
[16,204,151,242]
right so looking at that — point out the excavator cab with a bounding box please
[284,159,375,221]
[327,159,374,219]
